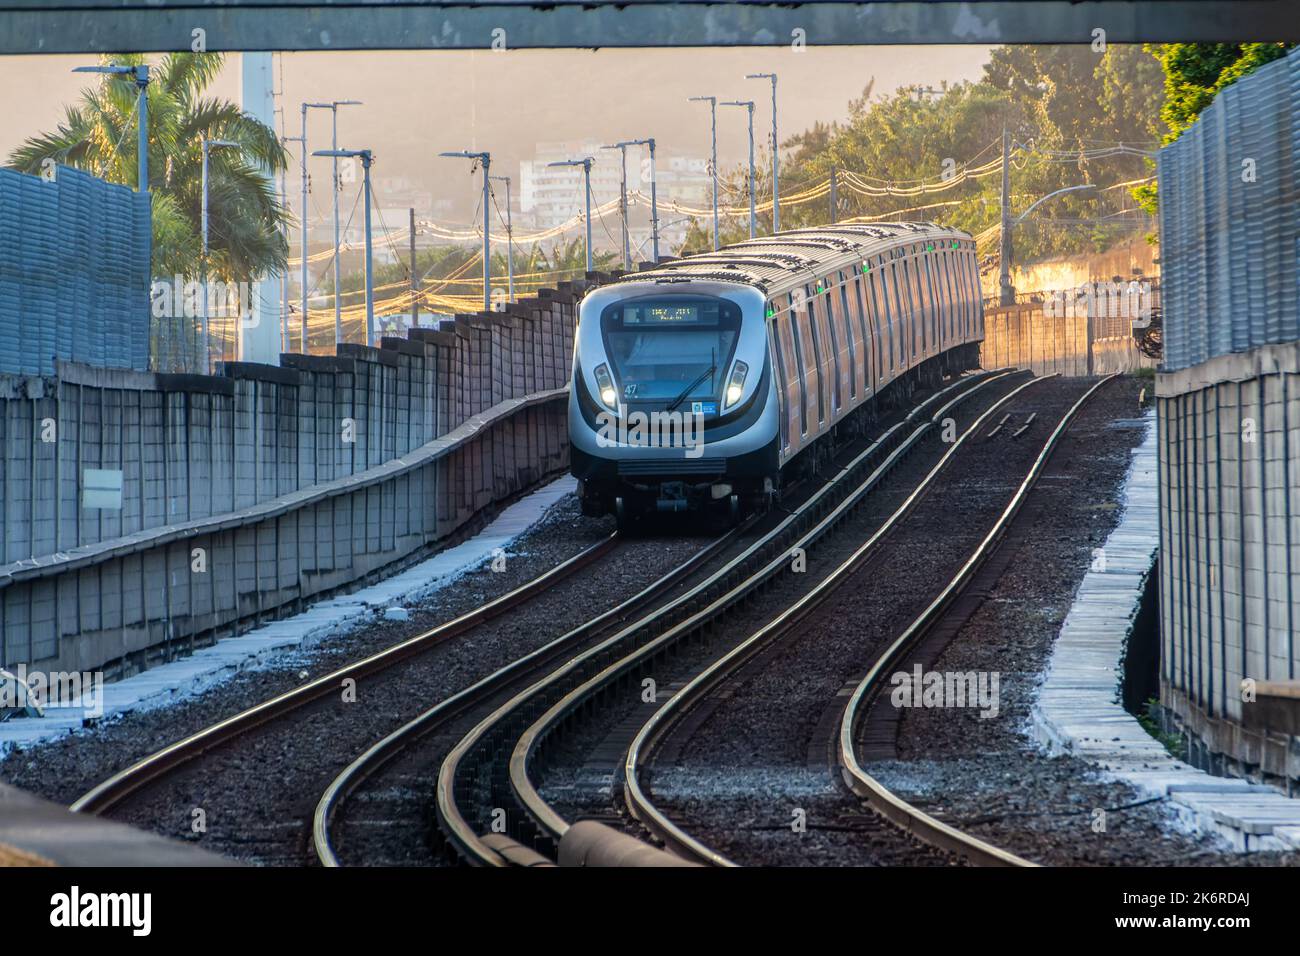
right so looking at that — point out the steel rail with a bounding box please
[69,530,620,816]
[311,520,747,866]
[486,370,1022,861]
[438,371,1016,864]
[836,373,1121,867]
[619,373,1057,865]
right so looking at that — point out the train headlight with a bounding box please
[594,363,618,410]
[723,360,749,409]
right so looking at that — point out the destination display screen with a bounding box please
[622,302,719,325]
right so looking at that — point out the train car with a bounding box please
[568,222,985,525]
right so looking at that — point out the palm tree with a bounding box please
[8,52,289,283]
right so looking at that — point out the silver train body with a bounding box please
[569,223,986,519]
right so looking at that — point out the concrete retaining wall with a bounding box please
[0,281,590,677]
[979,302,1156,377]
[1156,342,1300,782]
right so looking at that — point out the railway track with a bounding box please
[70,532,620,816]
[428,367,1024,865]
[316,368,1016,866]
[67,527,724,863]
[622,374,1118,867]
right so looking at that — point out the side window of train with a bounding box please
[861,270,882,384]
[768,310,790,451]
[919,252,932,352]
[899,256,916,362]
[884,257,903,371]
[822,283,841,413]
[951,252,961,343]
[851,273,873,389]
[805,285,826,424]
[838,272,857,400]
[786,294,809,437]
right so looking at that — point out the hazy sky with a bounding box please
[0,46,992,219]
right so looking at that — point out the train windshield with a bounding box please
[600,297,742,404]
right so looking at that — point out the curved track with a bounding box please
[623,375,1118,866]
[436,368,1020,865]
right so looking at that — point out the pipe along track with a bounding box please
[69,530,621,816]
[625,374,1119,867]
[435,367,1023,865]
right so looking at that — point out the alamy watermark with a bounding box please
[150,275,257,327]
[0,665,104,719]
[890,665,1000,718]
[595,409,706,459]
[1040,279,1155,328]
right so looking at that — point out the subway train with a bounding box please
[568,222,986,524]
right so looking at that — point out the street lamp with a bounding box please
[201,138,241,373]
[745,72,779,234]
[440,151,492,313]
[488,175,515,304]
[314,149,375,347]
[721,100,757,239]
[1001,182,1097,304]
[299,102,334,351]
[600,142,634,270]
[548,157,595,273]
[327,100,363,346]
[689,96,720,251]
[73,63,151,193]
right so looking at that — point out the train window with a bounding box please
[924,252,939,351]
[823,285,842,413]
[899,258,917,363]
[786,295,809,436]
[769,311,790,451]
[838,273,857,400]
[938,251,952,346]
[855,274,878,388]
[951,251,961,343]
[805,286,827,424]
[599,295,740,403]
[882,258,901,371]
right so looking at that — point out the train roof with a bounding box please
[611,221,971,297]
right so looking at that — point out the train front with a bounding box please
[568,280,779,524]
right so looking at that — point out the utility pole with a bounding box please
[601,143,633,269]
[646,138,660,262]
[623,137,659,262]
[1000,126,1013,306]
[409,207,419,326]
[316,149,374,346]
[201,138,241,373]
[489,175,515,302]
[721,101,756,239]
[830,167,839,224]
[300,102,332,351]
[689,95,720,250]
[549,157,595,273]
[280,134,304,352]
[746,72,778,233]
[328,100,362,348]
[439,150,492,312]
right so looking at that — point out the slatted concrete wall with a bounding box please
[0,279,596,677]
[1156,344,1300,780]
[979,300,1157,376]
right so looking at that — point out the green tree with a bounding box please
[1134,42,1294,215]
[8,52,289,281]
